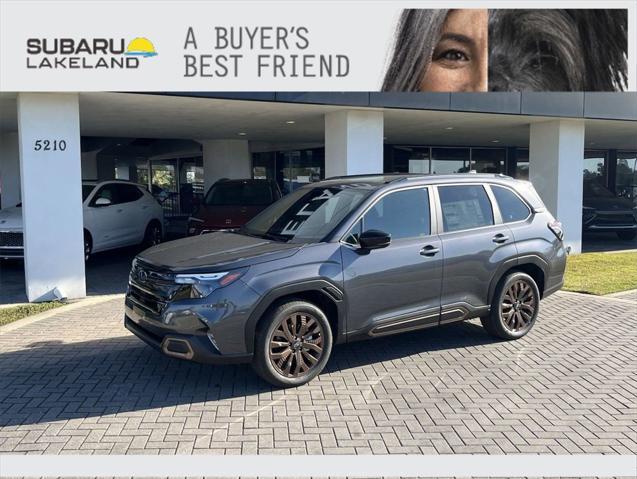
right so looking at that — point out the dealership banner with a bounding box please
[0,0,636,92]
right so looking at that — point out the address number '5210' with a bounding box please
[34,139,67,151]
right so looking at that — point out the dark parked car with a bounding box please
[187,179,281,235]
[125,174,567,387]
[582,180,637,240]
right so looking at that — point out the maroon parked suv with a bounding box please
[187,179,282,236]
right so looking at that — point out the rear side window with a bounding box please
[491,185,530,223]
[205,181,274,206]
[439,185,494,232]
[363,188,430,240]
[116,184,144,204]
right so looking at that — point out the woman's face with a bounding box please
[420,9,488,92]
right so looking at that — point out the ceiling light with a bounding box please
[238,132,247,136]
[116,143,121,146]
[445,126,454,130]
[490,139,500,143]
[285,120,296,124]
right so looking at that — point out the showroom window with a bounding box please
[515,149,529,180]
[491,185,530,223]
[252,148,324,195]
[431,148,470,174]
[362,188,431,240]
[472,148,505,174]
[616,151,637,205]
[583,150,607,186]
[438,185,494,232]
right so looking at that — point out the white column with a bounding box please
[18,93,86,301]
[199,139,251,193]
[0,132,21,209]
[529,120,585,254]
[324,110,384,178]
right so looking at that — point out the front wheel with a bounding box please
[142,222,162,248]
[481,272,540,340]
[252,301,332,388]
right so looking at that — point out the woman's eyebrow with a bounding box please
[438,33,476,47]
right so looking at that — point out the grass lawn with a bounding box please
[563,251,637,295]
[0,302,64,327]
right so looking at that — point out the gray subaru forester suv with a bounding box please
[125,174,566,387]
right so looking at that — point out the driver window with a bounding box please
[91,185,118,206]
[362,188,430,240]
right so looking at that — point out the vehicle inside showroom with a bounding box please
[0,91,636,303]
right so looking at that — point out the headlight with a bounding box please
[174,269,247,298]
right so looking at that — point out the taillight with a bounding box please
[548,220,564,241]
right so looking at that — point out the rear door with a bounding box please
[435,183,517,321]
[341,187,443,337]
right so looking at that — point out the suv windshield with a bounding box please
[583,180,614,198]
[242,185,373,243]
[205,181,273,206]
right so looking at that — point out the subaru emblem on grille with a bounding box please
[138,269,148,282]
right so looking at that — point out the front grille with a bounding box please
[128,259,181,315]
[595,213,636,227]
[128,282,166,315]
[0,231,23,248]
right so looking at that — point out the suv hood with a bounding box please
[138,231,302,272]
[584,195,634,212]
[0,206,23,230]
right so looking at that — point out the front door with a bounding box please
[86,183,130,250]
[341,187,443,337]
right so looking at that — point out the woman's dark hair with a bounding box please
[382,9,448,91]
[488,10,628,91]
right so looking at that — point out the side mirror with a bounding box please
[359,229,391,250]
[94,197,112,207]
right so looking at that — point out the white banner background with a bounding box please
[1,0,635,91]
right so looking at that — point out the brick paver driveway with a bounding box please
[0,291,635,455]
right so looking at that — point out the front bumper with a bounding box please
[125,310,252,365]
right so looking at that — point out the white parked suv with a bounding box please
[0,180,164,260]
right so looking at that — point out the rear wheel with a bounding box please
[617,230,637,241]
[481,272,540,340]
[252,301,332,388]
[142,222,162,248]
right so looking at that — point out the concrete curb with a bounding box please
[605,288,637,297]
[560,289,636,304]
[0,293,125,334]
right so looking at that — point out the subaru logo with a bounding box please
[138,269,148,282]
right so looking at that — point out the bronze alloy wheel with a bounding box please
[269,312,324,378]
[501,279,536,332]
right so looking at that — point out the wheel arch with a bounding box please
[245,279,346,355]
[488,254,548,304]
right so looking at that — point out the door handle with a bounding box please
[420,245,440,256]
[492,233,509,244]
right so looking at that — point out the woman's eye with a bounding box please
[437,49,469,62]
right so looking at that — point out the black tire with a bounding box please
[142,222,162,248]
[252,300,333,388]
[481,271,540,340]
[617,230,637,241]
